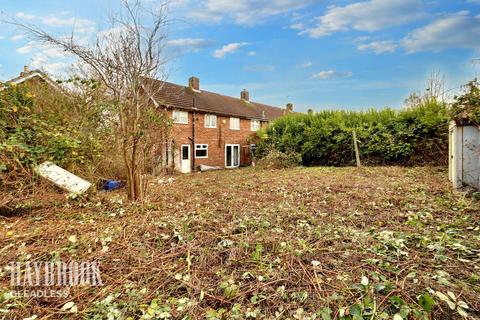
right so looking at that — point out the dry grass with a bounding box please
[1,166,479,319]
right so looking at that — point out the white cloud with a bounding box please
[16,41,72,76]
[187,11,223,24]
[248,51,256,56]
[11,34,26,41]
[291,12,306,22]
[402,12,480,52]
[311,70,353,79]
[354,36,371,42]
[301,0,424,38]
[16,12,36,20]
[30,53,70,76]
[0,36,5,40]
[187,0,312,26]
[41,16,95,33]
[167,38,213,52]
[17,42,66,57]
[16,42,35,54]
[290,23,305,30]
[357,40,398,54]
[213,42,250,58]
[297,61,313,68]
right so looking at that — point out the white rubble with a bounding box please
[37,161,92,194]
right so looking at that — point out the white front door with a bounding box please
[225,144,240,168]
[181,144,191,173]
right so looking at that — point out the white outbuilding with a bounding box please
[449,121,480,189]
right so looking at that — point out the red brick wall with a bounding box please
[170,110,267,170]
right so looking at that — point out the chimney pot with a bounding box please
[286,103,293,113]
[241,89,249,101]
[188,76,200,91]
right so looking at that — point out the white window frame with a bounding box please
[173,110,188,124]
[204,114,217,128]
[250,119,261,131]
[195,144,208,158]
[225,144,241,168]
[230,117,240,130]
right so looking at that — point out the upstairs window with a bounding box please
[205,114,217,128]
[195,144,208,158]
[230,117,240,130]
[173,110,188,124]
[251,119,261,131]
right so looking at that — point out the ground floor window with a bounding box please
[195,144,208,158]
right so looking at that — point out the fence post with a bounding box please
[353,130,362,167]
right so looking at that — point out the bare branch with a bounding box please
[3,1,173,201]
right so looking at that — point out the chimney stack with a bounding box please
[188,76,200,91]
[286,103,293,113]
[20,65,30,77]
[241,89,249,101]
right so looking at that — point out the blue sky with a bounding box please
[1,0,480,111]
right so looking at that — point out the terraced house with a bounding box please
[4,68,290,173]
[146,76,291,173]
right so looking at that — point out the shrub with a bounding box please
[257,101,449,167]
[257,148,302,169]
[0,80,112,207]
[0,83,104,172]
[450,79,480,125]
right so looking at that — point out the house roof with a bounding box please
[144,77,286,121]
[3,69,61,90]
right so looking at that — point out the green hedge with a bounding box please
[257,101,449,166]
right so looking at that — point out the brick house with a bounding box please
[146,76,291,173]
[3,67,290,173]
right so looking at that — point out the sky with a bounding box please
[1,0,480,111]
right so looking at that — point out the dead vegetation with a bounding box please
[4,0,173,201]
[1,166,479,319]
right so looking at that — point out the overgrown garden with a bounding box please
[1,166,479,319]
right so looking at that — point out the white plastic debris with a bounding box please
[37,161,92,194]
[157,177,175,185]
[200,165,223,172]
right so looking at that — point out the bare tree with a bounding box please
[425,70,446,102]
[404,91,423,109]
[4,0,171,201]
[404,70,448,108]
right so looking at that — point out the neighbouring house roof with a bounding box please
[144,77,287,121]
[3,68,61,91]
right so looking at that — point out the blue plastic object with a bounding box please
[104,180,122,191]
